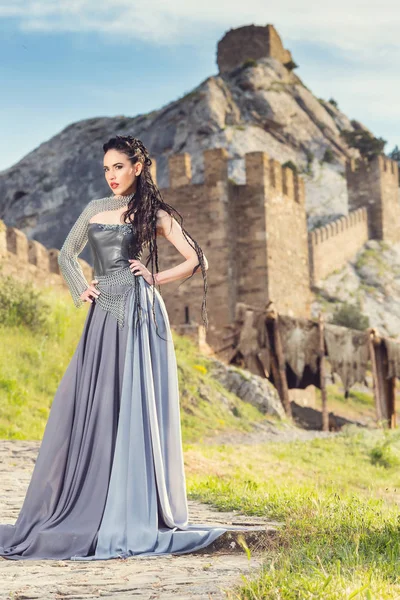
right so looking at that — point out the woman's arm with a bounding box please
[57,203,92,307]
[152,209,208,285]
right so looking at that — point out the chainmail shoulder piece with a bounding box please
[58,194,140,329]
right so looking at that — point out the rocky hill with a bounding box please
[0,26,363,265]
[312,240,400,339]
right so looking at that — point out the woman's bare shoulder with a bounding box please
[155,208,172,221]
[155,209,175,236]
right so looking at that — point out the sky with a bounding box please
[0,0,399,172]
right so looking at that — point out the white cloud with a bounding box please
[1,0,399,148]
[1,0,400,57]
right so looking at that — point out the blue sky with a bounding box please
[1,0,399,171]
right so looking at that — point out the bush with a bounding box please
[330,301,370,331]
[0,272,51,331]
[242,58,258,69]
[304,149,314,176]
[282,160,298,174]
[388,145,400,186]
[370,438,400,468]
[340,129,386,161]
[328,98,339,109]
[321,148,335,164]
[388,145,400,162]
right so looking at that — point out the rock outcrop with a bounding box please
[208,357,285,419]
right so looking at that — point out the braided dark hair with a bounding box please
[102,135,208,340]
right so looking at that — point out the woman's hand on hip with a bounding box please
[129,260,155,285]
[79,279,100,303]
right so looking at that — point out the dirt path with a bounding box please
[202,418,338,446]
[0,440,277,600]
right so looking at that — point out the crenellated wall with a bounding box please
[156,148,311,349]
[1,145,397,352]
[0,219,93,293]
[346,155,400,243]
[157,148,236,349]
[231,151,310,318]
[309,207,369,284]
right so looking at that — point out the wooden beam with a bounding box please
[318,313,329,432]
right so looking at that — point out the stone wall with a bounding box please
[2,145,396,352]
[0,218,93,295]
[231,152,310,318]
[157,149,311,350]
[309,207,368,284]
[158,149,236,350]
[346,155,400,243]
[217,24,294,74]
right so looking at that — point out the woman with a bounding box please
[0,135,228,560]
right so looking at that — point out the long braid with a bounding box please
[102,135,209,340]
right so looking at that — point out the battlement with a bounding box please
[244,151,305,204]
[0,219,93,290]
[168,148,229,188]
[346,154,400,242]
[167,148,305,204]
[346,155,399,181]
[309,207,368,246]
[309,208,369,283]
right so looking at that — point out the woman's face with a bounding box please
[103,149,143,196]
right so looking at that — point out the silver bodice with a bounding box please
[88,222,142,276]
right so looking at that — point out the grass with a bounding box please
[0,284,269,442]
[324,383,374,415]
[355,244,392,276]
[185,428,400,598]
[0,284,87,439]
[3,277,400,596]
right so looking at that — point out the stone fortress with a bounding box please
[1,24,399,351]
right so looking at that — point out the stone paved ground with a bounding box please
[0,441,277,600]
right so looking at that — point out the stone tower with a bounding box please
[232,152,310,318]
[217,24,296,74]
[157,149,311,349]
[346,155,400,242]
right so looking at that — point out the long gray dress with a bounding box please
[0,219,228,560]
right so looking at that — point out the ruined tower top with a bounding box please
[217,24,296,74]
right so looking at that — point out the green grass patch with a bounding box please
[0,279,268,442]
[173,332,268,443]
[0,284,88,439]
[186,429,400,598]
[322,384,374,407]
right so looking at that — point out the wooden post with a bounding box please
[318,313,329,432]
[271,311,292,418]
[368,328,382,424]
[379,334,397,429]
[388,377,397,429]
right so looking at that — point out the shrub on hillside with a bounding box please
[321,148,335,164]
[0,272,51,331]
[330,301,370,331]
[282,160,298,174]
[340,129,386,161]
[242,58,258,69]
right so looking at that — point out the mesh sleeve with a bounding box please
[57,202,92,308]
